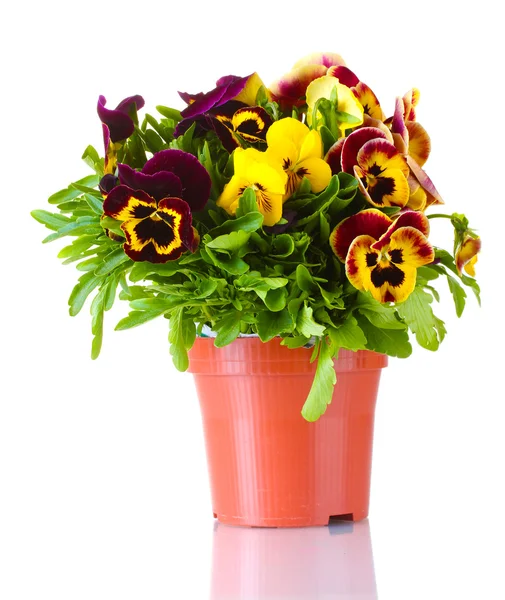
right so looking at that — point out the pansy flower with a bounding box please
[265,118,331,199]
[97,95,144,174]
[455,235,481,276]
[174,73,269,147]
[102,149,211,263]
[269,52,346,108]
[305,75,364,135]
[217,148,287,226]
[353,138,410,208]
[330,209,434,303]
[103,187,195,263]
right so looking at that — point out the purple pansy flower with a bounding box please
[117,149,211,212]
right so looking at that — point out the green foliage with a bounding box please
[301,340,337,422]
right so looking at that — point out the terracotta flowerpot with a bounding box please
[188,337,387,527]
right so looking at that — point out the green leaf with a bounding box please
[31,210,71,231]
[460,274,481,305]
[272,234,295,258]
[257,310,294,342]
[296,264,317,293]
[156,105,183,123]
[204,247,249,275]
[357,317,412,358]
[355,293,407,330]
[48,175,100,204]
[301,341,337,422]
[94,248,131,276]
[81,145,103,175]
[168,308,190,371]
[297,303,326,338]
[206,230,251,253]
[42,218,101,243]
[235,187,259,217]
[264,287,288,312]
[214,313,242,347]
[327,316,367,351]
[115,308,168,330]
[83,193,104,215]
[396,287,444,351]
[68,272,103,316]
[90,288,105,360]
[446,275,467,317]
[280,335,311,349]
[210,212,264,236]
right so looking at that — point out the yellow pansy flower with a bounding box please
[217,148,287,227]
[265,118,332,200]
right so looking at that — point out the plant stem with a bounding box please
[427,213,452,220]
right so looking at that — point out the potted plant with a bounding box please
[32,52,481,527]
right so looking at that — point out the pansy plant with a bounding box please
[32,52,482,422]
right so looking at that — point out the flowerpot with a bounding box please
[211,520,377,598]
[188,337,387,527]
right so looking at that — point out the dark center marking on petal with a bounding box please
[254,183,273,212]
[389,248,404,264]
[134,214,176,247]
[369,176,395,205]
[368,163,384,177]
[133,204,156,219]
[283,158,292,169]
[236,117,264,136]
[366,252,378,267]
[296,166,309,177]
[371,264,405,288]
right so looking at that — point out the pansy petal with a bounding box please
[372,210,430,250]
[299,128,324,162]
[232,106,272,143]
[266,117,309,157]
[296,156,332,193]
[388,226,434,268]
[345,234,383,299]
[212,116,240,153]
[403,88,420,121]
[356,165,410,208]
[406,121,431,166]
[406,156,444,204]
[103,185,156,221]
[97,96,135,143]
[357,138,410,177]
[456,236,481,276]
[179,75,249,119]
[233,73,268,105]
[115,95,145,116]
[306,76,364,130]
[353,82,385,120]
[406,182,427,211]
[216,176,246,214]
[341,127,389,174]
[327,65,360,87]
[157,197,194,250]
[269,65,328,107]
[142,149,211,211]
[391,97,409,151]
[293,52,346,69]
[329,209,392,261]
[325,138,345,174]
[117,163,183,201]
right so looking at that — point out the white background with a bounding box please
[2,1,504,598]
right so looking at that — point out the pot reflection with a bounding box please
[211,519,377,599]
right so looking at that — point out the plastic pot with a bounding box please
[188,337,387,527]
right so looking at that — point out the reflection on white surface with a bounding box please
[211,519,377,599]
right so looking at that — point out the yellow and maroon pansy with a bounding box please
[217,148,287,227]
[269,53,346,109]
[330,209,434,303]
[103,186,195,263]
[213,105,273,152]
[339,127,393,174]
[455,235,481,277]
[305,75,364,134]
[353,138,410,208]
[265,118,331,199]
